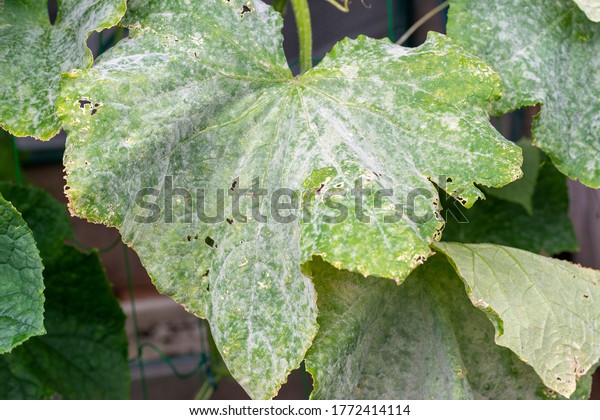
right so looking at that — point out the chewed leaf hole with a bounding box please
[202,270,210,291]
[205,236,216,248]
[240,5,253,17]
[78,99,101,116]
[48,0,58,25]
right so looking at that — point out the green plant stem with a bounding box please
[396,0,449,46]
[194,379,215,400]
[206,324,230,379]
[11,136,23,185]
[290,0,313,74]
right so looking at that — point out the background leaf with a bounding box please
[0,194,44,353]
[0,183,74,260]
[441,146,577,255]
[0,131,17,183]
[0,246,130,399]
[482,140,540,214]
[0,185,129,399]
[305,255,589,399]
[0,0,127,139]
[436,242,600,398]
[448,0,600,187]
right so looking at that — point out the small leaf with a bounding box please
[573,0,600,21]
[0,194,44,353]
[0,0,127,139]
[448,0,600,187]
[435,242,600,398]
[442,151,577,255]
[58,0,522,398]
[305,256,586,399]
[0,246,130,399]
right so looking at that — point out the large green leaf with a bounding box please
[0,185,128,398]
[0,194,44,353]
[574,0,600,21]
[305,255,590,399]
[442,149,577,255]
[448,0,600,187]
[0,0,127,140]
[57,0,522,399]
[435,242,600,398]
[0,245,129,399]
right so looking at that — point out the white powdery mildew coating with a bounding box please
[449,0,600,187]
[57,0,521,399]
[0,0,126,140]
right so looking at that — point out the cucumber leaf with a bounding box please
[58,0,522,398]
[305,255,590,399]
[0,185,128,399]
[435,242,600,398]
[0,0,126,139]
[0,183,74,260]
[0,194,44,353]
[448,0,600,186]
[0,131,17,183]
[0,245,129,399]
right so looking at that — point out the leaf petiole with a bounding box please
[290,0,313,74]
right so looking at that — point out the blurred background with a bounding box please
[9,0,600,399]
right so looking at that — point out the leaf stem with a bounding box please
[290,0,313,74]
[396,0,449,46]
